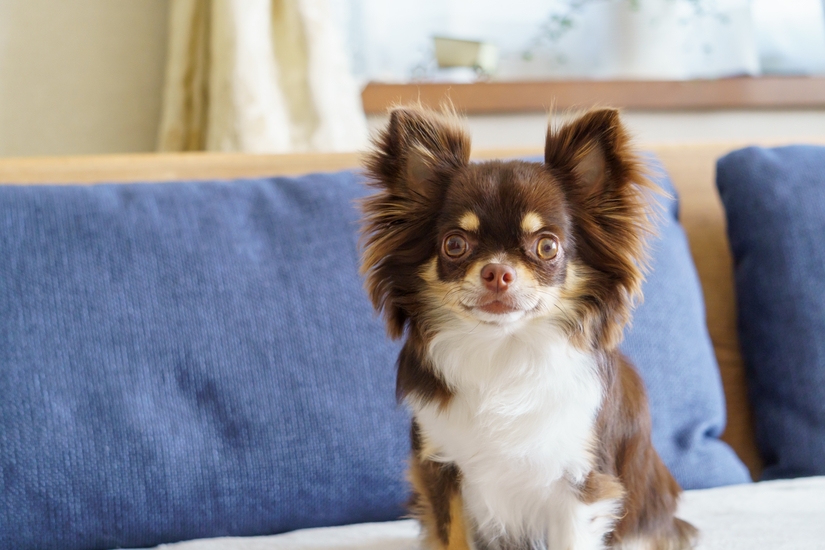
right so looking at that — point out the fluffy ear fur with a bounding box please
[361,107,471,338]
[545,108,654,349]
[367,107,470,199]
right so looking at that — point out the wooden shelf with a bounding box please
[362,76,825,114]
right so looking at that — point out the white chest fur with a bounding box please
[412,318,606,544]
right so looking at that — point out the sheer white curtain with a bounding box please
[157,0,368,153]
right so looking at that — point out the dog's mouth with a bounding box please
[453,286,546,323]
[460,294,536,319]
[475,300,519,315]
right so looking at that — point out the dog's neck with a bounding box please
[426,313,596,393]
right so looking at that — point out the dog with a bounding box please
[359,106,698,550]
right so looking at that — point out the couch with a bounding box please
[1,144,823,550]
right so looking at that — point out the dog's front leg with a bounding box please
[408,425,472,550]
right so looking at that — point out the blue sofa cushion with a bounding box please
[620,161,750,489]
[716,146,825,480]
[0,159,748,550]
[0,174,408,550]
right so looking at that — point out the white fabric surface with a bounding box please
[147,477,825,550]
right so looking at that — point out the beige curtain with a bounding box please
[157,0,368,153]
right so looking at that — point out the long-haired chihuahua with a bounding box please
[360,107,697,550]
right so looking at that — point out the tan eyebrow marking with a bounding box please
[458,211,480,232]
[521,212,544,234]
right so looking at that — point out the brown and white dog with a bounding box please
[359,107,698,550]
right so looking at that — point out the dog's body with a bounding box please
[360,107,697,549]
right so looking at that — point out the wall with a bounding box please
[0,0,169,157]
[0,0,823,158]
[369,109,825,151]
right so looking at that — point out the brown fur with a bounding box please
[397,327,454,408]
[596,356,699,548]
[543,109,656,350]
[409,422,467,549]
[361,107,471,339]
[360,106,696,549]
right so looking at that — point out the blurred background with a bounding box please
[1,0,824,157]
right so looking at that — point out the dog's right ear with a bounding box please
[361,108,469,338]
[366,107,470,198]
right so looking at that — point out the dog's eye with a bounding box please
[443,234,469,258]
[536,237,559,260]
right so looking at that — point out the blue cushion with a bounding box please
[0,175,408,550]
[0,159,748,550]
[716,146,825,480]
[620,161,750,489]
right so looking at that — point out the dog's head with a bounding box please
[360,107,652,350]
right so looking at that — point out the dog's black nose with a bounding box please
[480,263,516,293]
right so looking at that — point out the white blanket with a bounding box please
[148,477,825,550]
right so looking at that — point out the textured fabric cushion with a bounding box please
[0,175,408,550]
[0,160,747,550]
[620,161,750,489]
[716,146,825,480]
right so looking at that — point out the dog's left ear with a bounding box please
[544,108,635,200]
[545,109,651,349]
